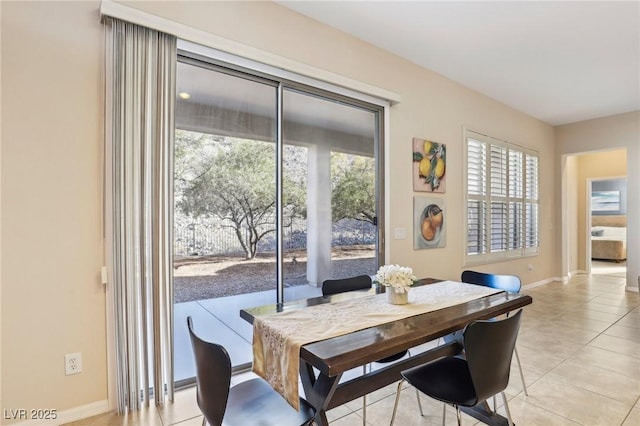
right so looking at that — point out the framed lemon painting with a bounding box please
[412,138,446,193]
[414,197,446,249]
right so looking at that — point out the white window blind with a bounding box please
[465,130,539,264]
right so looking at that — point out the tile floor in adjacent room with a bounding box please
[67,272,640,425]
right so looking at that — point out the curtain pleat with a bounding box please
[104,16,176,413]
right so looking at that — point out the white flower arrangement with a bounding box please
[373,264,417,293]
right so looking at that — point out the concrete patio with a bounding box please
[174,284,324,383]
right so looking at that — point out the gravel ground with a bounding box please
[173,246,375,303]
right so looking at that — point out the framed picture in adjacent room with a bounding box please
[591,190,621,212]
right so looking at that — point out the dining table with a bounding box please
[240,278,533,426]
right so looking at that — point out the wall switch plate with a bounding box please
[65,352,82,375]
[393,228,406,240]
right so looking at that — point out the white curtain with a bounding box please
[104,16,176,413]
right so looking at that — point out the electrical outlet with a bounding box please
[65,352,82,375]
[527,264,533,272]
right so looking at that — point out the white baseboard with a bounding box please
[13,400,110,425]
[520,274,639,293]
[522,277,563,290]
[559,274,572,283]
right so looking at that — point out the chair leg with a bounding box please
[416,388,424,416]
[479,399,492,414]
[201,417,207,426]
[502,392,514,426]
[442,403,446,426]
[514,346,528,396]
[455,405,462,426]
[362,365,367,425]
[389,380,404,426]
[362,394,367,425]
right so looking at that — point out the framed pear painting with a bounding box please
[412,137,446,193]
[414,197,446,249]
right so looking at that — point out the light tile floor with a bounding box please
[67,273,640,425]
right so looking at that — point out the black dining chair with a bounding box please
[390,309,523,426]
[461,270,521,293]
[321,275,417,424]
[459,270,528,396]
[321,274,373,297]
[187,316,315,426]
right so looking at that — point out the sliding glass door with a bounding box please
[173,55,383,380]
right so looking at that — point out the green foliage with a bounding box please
[176,131,306,259]
[175,130,377,257]
[331,153,376,224]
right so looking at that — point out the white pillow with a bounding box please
[600,226,626,239]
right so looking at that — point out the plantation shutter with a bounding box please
[490,145,508,253]
[465,130,539,263]
[508,150,523,253]
[466,138,486,256]
[525,154,540,253]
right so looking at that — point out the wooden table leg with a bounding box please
[299,360,342,426]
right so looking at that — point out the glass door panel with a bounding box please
[282,88,379,289]
[173,60,277,379]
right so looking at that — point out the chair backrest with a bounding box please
[321,274,372,296]
[463,309,523,403]
[187,316,231,426]
[461,270,521,293]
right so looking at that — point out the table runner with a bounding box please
[252,281,502,409]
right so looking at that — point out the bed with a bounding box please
[591,215,627,262]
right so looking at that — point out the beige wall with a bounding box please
[123,0,556,282]
[574,150,627,271]
[1,0,557,419]
[556,111,640,290]
[1,0,107,420]
[565,156,579,273]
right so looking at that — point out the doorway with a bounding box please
[563,148,627,278]
[587,177,628,278]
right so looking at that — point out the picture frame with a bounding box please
[412,137,446,193]
[591,190,621,212]
[414,196,446,249]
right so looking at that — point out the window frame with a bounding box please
[463,129,539,265]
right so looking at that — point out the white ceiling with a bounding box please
[278,1,640,126]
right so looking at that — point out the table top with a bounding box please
[240,277,442,323]
[304,290,531,376]
[241,278,532,376]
